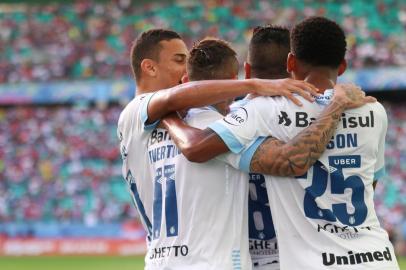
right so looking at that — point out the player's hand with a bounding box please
[333,83,376,109]
[251,78,319,106]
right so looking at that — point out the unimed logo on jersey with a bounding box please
[224,107,248,126]
[322,247,393,266]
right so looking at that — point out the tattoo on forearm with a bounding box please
[250,100,344,176]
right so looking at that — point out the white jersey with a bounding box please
[232,100,279,270]
[208,90,399,270]
[117,93,158,243]
[143,106,251,270]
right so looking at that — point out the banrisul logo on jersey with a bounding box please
[224,107,248,126]
[278,111,292,126]
[294,111,375,128]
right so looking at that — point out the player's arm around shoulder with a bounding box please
[160,112,229,162]
[247,83,377,176]
[160,79,319,162]
[148,78,318,128]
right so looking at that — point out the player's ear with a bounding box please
[287,53,296,73]
[337,59,347,76]
[140,59,157,78]
[244,62,251,79]
[181,74,189,83]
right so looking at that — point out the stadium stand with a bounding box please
[0,0,405,83]
[0,106,127,222]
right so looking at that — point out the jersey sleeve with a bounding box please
[140,92,160,130]
[117,93,158,148]
[374,105,388,180]
[185,108,224,129]
[215,136,267,172]
[207,97,276,154]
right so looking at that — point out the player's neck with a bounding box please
[302,70,338,94]
[135,80,164,96]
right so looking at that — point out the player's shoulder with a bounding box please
[349,101,387,119]
[368,101,386,115]
[124,93,151,113]
[185,107,223,129]
[119,94,151,122]
[241,96,290,112]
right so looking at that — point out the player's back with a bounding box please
[144,107,251,270]
[252,92,399,269]
[231,99,280,270]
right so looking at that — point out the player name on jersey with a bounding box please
[148,129,181,164]
[148,245,189,260]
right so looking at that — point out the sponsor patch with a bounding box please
[322,247,393,266]
[278,111,292,126]
[224,107,248,126]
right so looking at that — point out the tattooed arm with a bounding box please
[250,83,376,175]
[249,99,344,176]
[162,84,375,175]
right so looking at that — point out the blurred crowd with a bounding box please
[0,105,135,226]
[0,0,406,83]
[0,103,405,252]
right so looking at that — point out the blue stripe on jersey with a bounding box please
[129,182,152,237]
[374,167,386,180]
[153,167,163,239]
[231,250,241,270]
[140,92,160,130]
[208,122,244,153]
[164,164,178,237]
[238,137,266,172]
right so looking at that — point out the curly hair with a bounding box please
[291,17,346,68]
[187,37,238,81]
[130,29,182,80]
[248,25,290,79]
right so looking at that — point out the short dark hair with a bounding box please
[187,37,238,81]
[291,17,346,68]
[130,29,182,81]
[248,25,290,79]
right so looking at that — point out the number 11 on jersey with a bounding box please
[153,164,179,239]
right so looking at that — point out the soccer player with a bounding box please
[243,25,291,270]
[164,18,400,269]
[144,37,254,269]
[118,29,319,269]
[245,25,291,81]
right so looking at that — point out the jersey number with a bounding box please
[303,155,367,226]
[153,164,179,239]
[249,173,276,240]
